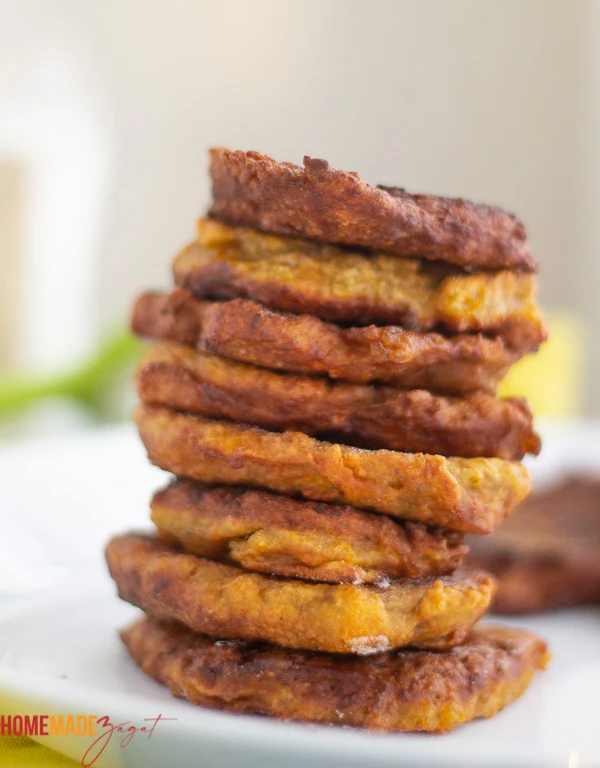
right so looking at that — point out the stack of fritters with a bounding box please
[106,149,549,733]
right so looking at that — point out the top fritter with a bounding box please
[209,149,537,272]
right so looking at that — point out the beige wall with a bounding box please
[0,162,21,368]
[581,0,600,406]
[89,0,598,410]
[1,0,598,409]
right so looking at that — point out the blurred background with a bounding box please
[0,0,598,436]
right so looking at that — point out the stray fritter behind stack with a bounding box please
[468,476,600,613]
[106,149,549,733]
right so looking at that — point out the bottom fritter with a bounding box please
[106,534,494,654]
[121,617,549,733]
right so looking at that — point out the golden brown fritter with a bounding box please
[131,290,523,396]
[106,534,494,653]
[151,480,467,584]
[467,476,600,614]
[122,617,549,732]
[138,341,540,460]
[209,148,537,272]
[136,405,531,534]
[172,219,546,349]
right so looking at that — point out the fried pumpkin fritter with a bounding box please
[137,341,540,460]
[106,534,494,653]
[172,219,546,350]
[151,480,467,584]
[132,290,524,396]
[122,617,548,732]
[209,148,537,272]
[467,476,600,614]
[136,405,531,534]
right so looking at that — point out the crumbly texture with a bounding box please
[171,219,546,349]
[209,149,537,273]
[138,342,540,460]
[121,617,549,732]
[106,534,494,653]
[136,405,531,534]
[467,476,600,613]
[131,290,523,396]
[151,480,468,584]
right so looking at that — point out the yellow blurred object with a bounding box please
[0,736,79,767]
[498,312,585,417]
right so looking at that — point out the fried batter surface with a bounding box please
[132,290,523,395]
[151,480,467,584]
[121,617,548,732]
[209,149,537,272]
[106,534,493,653]
[136,405,531,534]
[138,342,540,460]
[172,219,546,348]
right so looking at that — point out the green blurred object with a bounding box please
[0,329,143,419]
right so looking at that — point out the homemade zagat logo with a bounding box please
[0,713,176,767]
[0,714,96,737]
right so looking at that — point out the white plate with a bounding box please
[0,421,599,768]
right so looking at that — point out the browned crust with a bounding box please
[467,476,600,613]
[138,342,540,460]
[171,219,546,349]
[106,534,494,653]
[121,617,549,732]
[209,149,537,272]
[151,480,468,584]
[131,290,522,396]
[135,404,531,534]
